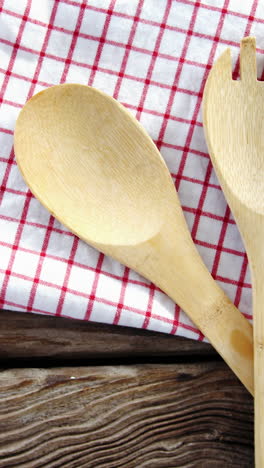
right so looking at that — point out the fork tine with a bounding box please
[240,36,257,83]
[208,48,232,82]
[217,48,232,79]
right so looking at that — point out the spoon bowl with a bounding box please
[14,83,253,394]
[15,85,174,247]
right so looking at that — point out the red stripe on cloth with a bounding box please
[211,205,230,279]
[0,212,74,234]
[0,17,238,73]
[1,255,251,310]
[135,1,172,121]
[216,274,251,290]
[0,157,13,164]
[142,283,156,329]
[0,232,247,296]
[113,0,144,99]
[175,0,229,192]
[0,191,32,305]
[232,0,258,79]
[60,0,264,28]
[88,0,116,86]
[1,99,22,108]
[0,2,31,104]
[84,253,105,321]
[6,31,258,86]
[0,0,32,205]
[0,239,155,291]
[55,236,79,316]
[60,0,86,82]
[3,31,242,89]
[0,127,13,135]
[0,2,34,307]
[0,57,208,105]
[2,3,264,64]
[127,101,203,126]
[0,71,205,128]
[155,0,201,152]
[195,238,245,258]
[0,148,15,203]
[161,141,209,159]
[1,186,27,195]
[26,217,55,311]
[3,294,202,335]
[113,266,130,325]
[0,198,238,236]
[177,173,219,190]
[27,1,59,97]
[179,0,260,23]
[191,162,213,240]
[170,304,181,335]
[234,253,249,307]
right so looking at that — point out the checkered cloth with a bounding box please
[0,0,261,340]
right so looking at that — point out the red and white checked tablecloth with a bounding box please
[0,0,262,340]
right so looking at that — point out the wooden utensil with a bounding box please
[14,83,253,395]
[203,36,263,466]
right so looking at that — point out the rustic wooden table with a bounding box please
[0,310,253,467]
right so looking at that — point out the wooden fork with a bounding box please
[203,36,264,467]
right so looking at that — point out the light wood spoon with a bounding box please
[14,83,253,394]
[203,36,262,466]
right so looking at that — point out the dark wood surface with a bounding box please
[0,310,214,361]
[0,310,254,467]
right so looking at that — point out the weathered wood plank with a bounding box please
[0,362,253,467]
[0,310,214,361]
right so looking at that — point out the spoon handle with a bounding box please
[195,286,253,395]
[163,278,254,396]
[135,229,254,395]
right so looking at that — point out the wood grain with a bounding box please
[0,362,253,468]
[0,310,214,361]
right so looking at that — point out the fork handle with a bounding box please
[251,273,264,467]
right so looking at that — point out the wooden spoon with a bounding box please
[14,83,253,394]
[203,36,262,466]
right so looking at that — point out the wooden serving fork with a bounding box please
[203,37,263,467]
